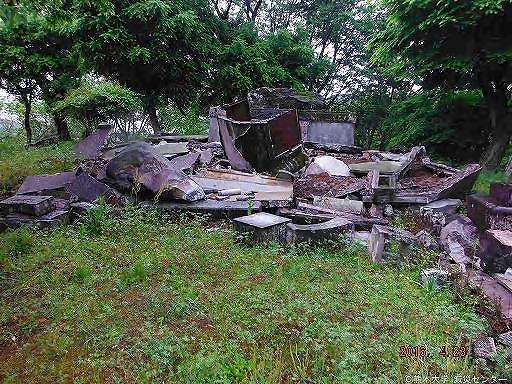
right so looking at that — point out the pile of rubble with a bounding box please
[2,87,512,324]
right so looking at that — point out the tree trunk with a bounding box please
[146,103,162,135]
[481,113,512,169]
[22,96,32,145]
[54,112,71,141]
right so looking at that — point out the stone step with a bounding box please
[0,195,55,217]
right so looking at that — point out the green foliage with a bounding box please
[0,134,73,194]
[158,102,207,135]
[79,197,114,237]
[54,80,142,135]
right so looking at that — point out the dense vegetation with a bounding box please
[0,0,510,169]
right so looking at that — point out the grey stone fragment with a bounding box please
[473,336,497,359]
[234,212,291,244]
[421,198,462,215]
[440,215,479,269]
[0,209,69,229]
[368,225,416,264]
[416,229,440,250]
[420,268,450,290]
[0,195,55,217]
[306,121,355,146]
[168,151,200,173]
[498,331,512,347]
[285,217,354,244]
[304,156,351,177]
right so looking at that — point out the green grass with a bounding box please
[473,170,508,195]
[0,208,509,383]
[0,135,74,195]
[0,134,510,382]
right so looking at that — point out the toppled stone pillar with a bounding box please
[284,218,354,244]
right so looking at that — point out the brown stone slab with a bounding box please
[17,172,76,196]
[0,195,55,217]
[469,269,512,322]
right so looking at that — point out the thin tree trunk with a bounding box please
[146,103,161,135]
[54,112,71,141]
[22,96,32,145]
[481,113,512,169]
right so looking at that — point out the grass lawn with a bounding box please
[0,136,510,382]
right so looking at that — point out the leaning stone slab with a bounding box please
[368,225,416,264]
[75,124,112,159]
[17,172,76,197]
[285,217,354,244]
[234,212,291,244]
[0,195,55,217]
[67,172,122,204]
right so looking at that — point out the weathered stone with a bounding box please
[0,195,55,217]
[468,269,512,322]
[352,231,371,246]
[234,212,291,244]
[285,217,354,244]
[420,268,450,290]
[416,229,440,251]
[440,215,480,269]
[199,148,214,166]
[368,225,417,264]
[75,124,111,159]
[105,142,205,202]
[421,198,462,215]
[0,209,69,229]
[294,174,366,200]
[479,230,512,273]
[498,331,512,347]
[312,196,364,215]
[70,202,96,221]
[305,121,355,146]
[218,189,241,196]
[152,141,189,158]
[17,172,76,197]
[67,172,121,204]
[467,193,512,231]
[473,335,497,359]
[383,204,394,217]
[304,156,351,177]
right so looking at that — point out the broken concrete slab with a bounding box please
[368,225,417,264]
[152,199,262,219]
[276,208,334,225]
[0,195,55,217]
[0,209,69,230]
[312,196,364,215]
[304,156,351,177]
[234,212,291,244]
[67,172,121,205]
[479,230,512,273]
[297,202,388,230]
[17,172,76,197]
[303,141,362,154]
[285,217,354,244]
[349,161,404,175]
[74,123,112,159]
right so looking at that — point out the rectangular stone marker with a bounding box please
[234,212,291,244]
[0,195,55,217]
[306,121,355,146]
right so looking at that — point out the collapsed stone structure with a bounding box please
[2,87,512,325]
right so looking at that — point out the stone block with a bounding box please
[473,335,497,359]
[0,195,55,217]
[234,212,291,244]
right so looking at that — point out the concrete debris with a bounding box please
[473,335,497,359]
[218,189,242,196]
[285,217,354,244]
[304,156,351,177]
[153,200,262,219]
[420,268,450,290]
[234,212,291,244]
[469,269,512,321]
[294,174,366,199]
[468,182,512,231]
